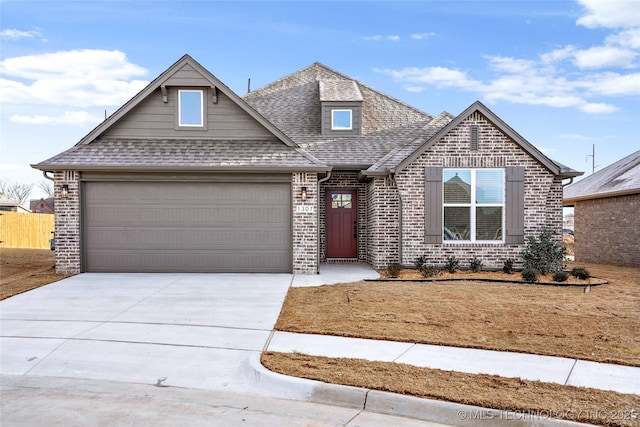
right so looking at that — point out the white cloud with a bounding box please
[580,72,640,96]
[10,111,103,125]
[411,32,437,40]
[576,0,640,29]
[363,34,401,41]
[375,66,481,90]
[579,103,619,114]
[573,45,637,68]
[0,49,149,107]
[0,29,42,40]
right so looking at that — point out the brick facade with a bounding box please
[574,194,640,267]
[366,176,399,268]
[319,171,368,262]
[393,112,563,270]
[54,171,81,274]
[292,172,319,273]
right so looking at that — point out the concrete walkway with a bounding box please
[1,263,637,426]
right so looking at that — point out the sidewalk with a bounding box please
[266,331,640,395]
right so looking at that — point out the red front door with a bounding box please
[326,190,357,258]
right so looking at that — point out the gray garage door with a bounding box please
[83,180,292,273]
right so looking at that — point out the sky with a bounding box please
[1,0,639,201]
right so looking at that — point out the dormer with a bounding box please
[319,80,362,136]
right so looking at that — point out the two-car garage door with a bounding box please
[83,179,292,273]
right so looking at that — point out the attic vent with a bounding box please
[470,126,479,151]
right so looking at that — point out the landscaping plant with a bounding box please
[521,268,539,283]
[502,259,515,274]
[553,271,569,282]
[420,265,441,278]
[469,257,483,273]
[444,255,459,274]
[570,266,591,280]
[386,263,402,278]
[521,229,566,274]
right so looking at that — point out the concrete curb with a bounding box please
[249,354,594,427]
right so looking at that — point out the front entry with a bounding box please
[326,190,357,258]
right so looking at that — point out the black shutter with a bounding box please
[425,167,443,244]
[505,166,525,244]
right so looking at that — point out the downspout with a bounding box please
[390,173,403,266]
[316,171,332,274]
[562,177,574,187]
[42,171,55,181]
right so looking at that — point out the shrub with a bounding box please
[414,255,428,271]
[502,259,515,274]
[521,229,566,274]
[553,271,569,282]
[570,266,591,280]
[386,263,402,278]
[444,256,459,274]
[521,268,539,283]
[469,257,483,273]
[420,265,441,278]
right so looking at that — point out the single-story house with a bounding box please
[564,150,640,267]
[33,55,581,274]
[0,194,30,213]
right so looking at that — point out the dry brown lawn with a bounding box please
[0,248,72,300]
[268,262,640,426]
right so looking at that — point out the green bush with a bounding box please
[570,266,591,280]
[521,268,539,283]
[469,257,483,273]
[386,263,402,278]
[553,271,569,282]
[414,255,428,271]
[420,264,441,278]
[444,256,459,274]
[502,259,515,274]
[521,230,566,274]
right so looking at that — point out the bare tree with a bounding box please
[38,180,54,197]
[0,179,34,205]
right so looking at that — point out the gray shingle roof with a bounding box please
[36,139,326,171]
[319,80,362,102]
[564,150,640,203]
[245,62,433,168]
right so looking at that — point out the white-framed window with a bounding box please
[331,109,352,130]
[178,90,204,127]
[443,168,504,242]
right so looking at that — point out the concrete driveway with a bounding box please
[1,272,297,393]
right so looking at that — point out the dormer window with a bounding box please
[331,109,352,130]
[178,90,204,127]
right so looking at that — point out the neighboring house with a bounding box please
[33,55,581,274]
[0,194,30,213]
[30,197,55,214]
[564,150,640,267]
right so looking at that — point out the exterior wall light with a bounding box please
[61,184,69,199]
[301,186,308,201]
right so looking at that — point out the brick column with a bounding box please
[54,171,81,274]
[292,172,318,273]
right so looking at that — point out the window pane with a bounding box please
[332,110,352,129]
[444,207,470,240]
[444,170,471,203]
[476,207,502,240]
[476,169,503,204]
[331,193,352,208]
[179,91,203,126]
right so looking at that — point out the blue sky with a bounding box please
[1,0,639,200]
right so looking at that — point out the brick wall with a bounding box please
[366,176,399,268]
[54,171,81,274]
[394,112,563,270]
[292,172,319,273]
[574,194,640,266]
[319,171,368,261]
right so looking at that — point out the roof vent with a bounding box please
[470,126,479,151]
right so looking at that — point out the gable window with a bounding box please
[443,169,504,242]
[178,90,204,127]
[331,109,352,130]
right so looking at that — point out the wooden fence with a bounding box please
[0,211,55,249]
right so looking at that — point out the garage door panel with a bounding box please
[83,181,292,272]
